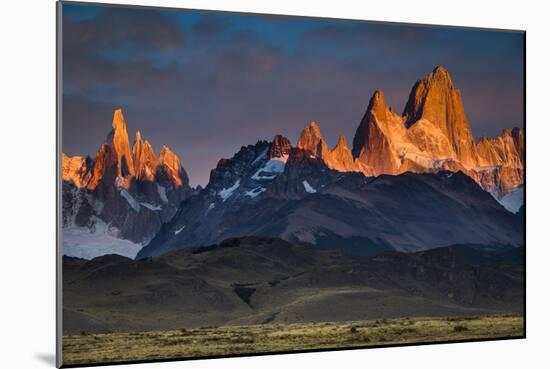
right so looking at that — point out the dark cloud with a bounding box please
[191,15,230,38]
[302,22,440,50]
[63,7,184,53]
[230,29,261,44]
[62,6,185,95]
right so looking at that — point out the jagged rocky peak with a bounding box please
[132,131,158,182]
[134,130,142,145]
[367,89,389,122]
[106,108,135,178]
[350,89,401,175]
[325,135,357,172]
[157,146,187,188]
[403,66,456,127]
[62,108,197,256]
[334,134,349,150]
[62,153,89,188]
[402,66,478,168]
[352,89,385,158]
[297,120,329,158]
[476,127,524,168]
[132,130,143,158]
[268,135,292,159]
[511,127,525,164]
[158,146,178,168]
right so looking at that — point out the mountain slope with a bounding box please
[138,142,522,259]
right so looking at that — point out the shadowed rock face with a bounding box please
[64,237,524,334]
[138,141,523,259]
[269,135,292,159]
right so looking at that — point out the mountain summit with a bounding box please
[297,121,329,159]
[403,66,479,167]
[107,108,135,179]
[132,131,157,182]
[352,89,403,175]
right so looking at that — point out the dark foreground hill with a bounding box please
[63,237,523,335]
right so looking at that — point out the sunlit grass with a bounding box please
[63,314,523,366]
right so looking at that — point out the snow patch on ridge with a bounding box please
[206,203,215,214]
[303,180,317,194]
[251,147,269,165]
[245,186,266,198]
[251,155,288,180]
[157,184,168,203]
[120,189,140,212]
[174,225,186,235]
[140,202,162,211]
[218,179,241,201]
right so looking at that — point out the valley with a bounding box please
[63,237,524,336]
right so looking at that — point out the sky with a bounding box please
[61,3,524,186]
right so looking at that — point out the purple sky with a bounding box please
[61,3,524,186]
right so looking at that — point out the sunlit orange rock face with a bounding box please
[157,146,186,188]
[61,153,91,188]
[109,108,135,178]
[298,121,360,173]
[403,66,479,168]
[87,143,117,190]
[297,121,330,159]
[306,67,524,198]
[62,108,187,191]
[474,128,524,197]
[326,135,356,172]
[476,128,524,168]
[352,90,403,175]
[132,131,158,182]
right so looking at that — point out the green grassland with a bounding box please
[63,314,523,366]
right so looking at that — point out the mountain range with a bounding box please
[62,66,524,260]
[297,67,524,201]
[62,109,193,258]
